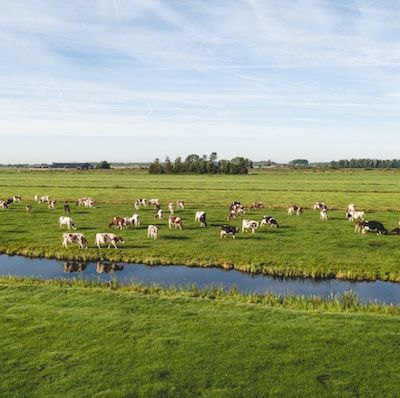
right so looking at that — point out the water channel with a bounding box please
[1,254,400,305]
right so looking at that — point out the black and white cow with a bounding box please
[260,216,279,228]
[220,225,239,239]
[359,221,387,235]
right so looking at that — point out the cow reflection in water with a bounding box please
[96,262,124,274]
[63,262,87,273]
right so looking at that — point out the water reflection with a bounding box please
[63,262,87,273]
[96,262,124,274]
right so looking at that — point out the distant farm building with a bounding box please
[51,163,93,170]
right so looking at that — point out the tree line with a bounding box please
[326,159,400,169]
[149,153,253,174]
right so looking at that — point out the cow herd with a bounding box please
[0,194,398,251]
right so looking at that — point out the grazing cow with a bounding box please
[63,203,71,214]
[320,209,328,221]
[168,215,183,230]
[25,205,32,213]
[288,205,302,216]
[347,203,357,213]
[155,209,164,220]
[359,221,387,235]
[228,204,245,220]
[12,195,21,202]
[194,211,207,227]
[198,212,207,227]
[147,225,158,239]
[346,210,365,222]
[96,262,124,273]
[59,216,77,230]
[84,198,95,208]
[260,216,279,228]
[229,201,241,210]
[76,197,95,208]
[134,198,147,210]
[249,202,264,211]
[38,195,50,203]
[148,198,160,207]
[4,198,14,206]
[95,233,124,249]
[109,217,126,230]
[62,233,88,249]
[168,202,175,214]
[242,219,259,234]
[48,200,56,210]
[176,200,185,210]
[313,202,328,211]
[124,213,140,228]
[220,225,239,239]
[63,262,87,273]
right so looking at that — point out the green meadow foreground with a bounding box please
[1,278,400,397]
[1,169,400,280]
[1,169,400,396]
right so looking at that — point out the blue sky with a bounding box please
[1,0,400,163]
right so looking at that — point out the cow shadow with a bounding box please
[163,236,189,240]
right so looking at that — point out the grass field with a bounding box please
[1,169,400,281]
[1,278,400,398]
[2,170,400,396]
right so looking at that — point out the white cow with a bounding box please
[148,198,160,207]
[147,225,158,239]
[176,200,185,210]
[155,209,164,220]
[124,213,140,228]
[95,233,124,249]
[62,233,88,249]
[59,216,76,230]
[320,209,328,221]
[48,200,56,210]
[242,219,259,234]
[347,210,365,222]
[347,203,357,213]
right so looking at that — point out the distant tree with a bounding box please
[164,156,174,174]
[96,161,111,169]
[149,158,164,174]
[289,159,309,166]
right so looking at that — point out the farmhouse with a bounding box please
[51,163,93,170]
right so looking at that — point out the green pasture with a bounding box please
[1,278,400,397]
[1,169,400,280]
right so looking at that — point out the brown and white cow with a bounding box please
[95,233,124,249]
[288,205,302,216]
[168,216,183,230]
[62,233,88,249]
[109,217,126,230]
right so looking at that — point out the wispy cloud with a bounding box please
[0,0,399,162]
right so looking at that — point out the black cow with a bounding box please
[361,221,387,235]
[63,203,71,214]
[391,227,400,235]
[220,225,239,239]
